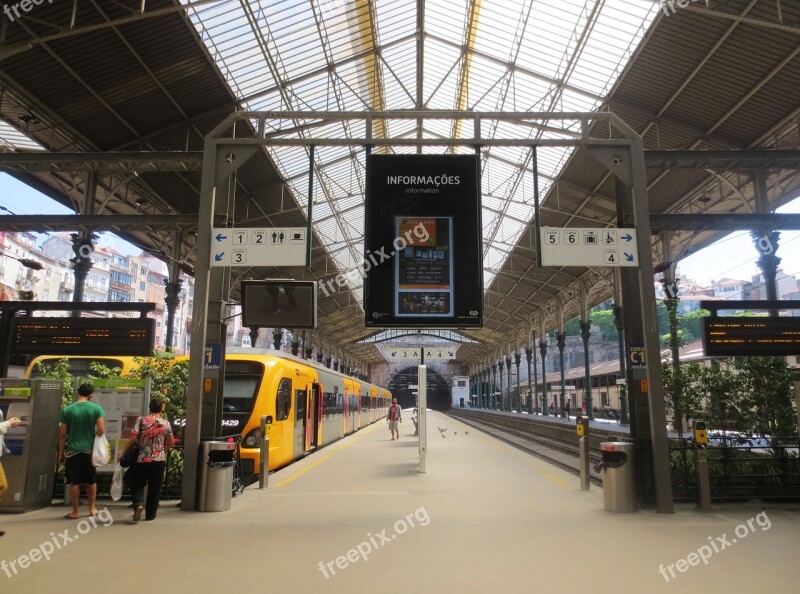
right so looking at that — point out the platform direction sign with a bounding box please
[210,227,307,267]
[540,227,638,267]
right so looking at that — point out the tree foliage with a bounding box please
[662,356,798,446]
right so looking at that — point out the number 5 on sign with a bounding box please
[545,230,559,244]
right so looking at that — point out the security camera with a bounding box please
[612,155,623,164]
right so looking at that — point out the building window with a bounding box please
[139,282,145,291]
[141,266,147,276]
[110,290,131,302]
[111,271,133,285]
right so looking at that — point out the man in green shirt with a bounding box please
[58,384,106,519]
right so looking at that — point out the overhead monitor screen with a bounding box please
[240,280,317,329]
[364,154,483,328]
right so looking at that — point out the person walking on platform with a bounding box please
[0,412,22,536]
[119,398,174,522]
[564,400,571,419]
[58,383,106,520]
[387,398,402,441]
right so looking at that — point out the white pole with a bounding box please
[418,364,427,473]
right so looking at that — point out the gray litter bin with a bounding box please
[597,442,637,513]
[198,440,237,512]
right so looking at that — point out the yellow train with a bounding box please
[26,349,392,478]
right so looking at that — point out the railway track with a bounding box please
[446,409,630,485]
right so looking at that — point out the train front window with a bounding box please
[223,361,263,413]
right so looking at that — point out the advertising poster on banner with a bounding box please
[364,154,483,328]
[78,378,150,473]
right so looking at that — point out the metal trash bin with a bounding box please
[597,442,637,512]
[198,440,237,512]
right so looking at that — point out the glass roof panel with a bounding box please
[181,0,658,300]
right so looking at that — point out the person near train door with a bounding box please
[388,398,402,441]
[119,398,174,522]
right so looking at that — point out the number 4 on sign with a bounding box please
[604,249,618,264]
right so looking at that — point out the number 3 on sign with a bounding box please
[232,250,246,265]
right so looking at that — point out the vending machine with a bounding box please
[0,378,63,513]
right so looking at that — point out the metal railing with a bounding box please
[669,436,800,501]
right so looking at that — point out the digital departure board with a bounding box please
[364,154,483,328]
[11,317,156,356]
[701,317,800,356]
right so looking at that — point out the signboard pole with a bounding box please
[307,145,314,267]
[418,365,427,474]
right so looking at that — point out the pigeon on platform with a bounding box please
[437,426,448,434]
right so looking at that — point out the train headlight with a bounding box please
[242,428,261,448]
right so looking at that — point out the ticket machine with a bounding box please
[0,379,63,513]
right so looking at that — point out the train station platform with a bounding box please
[1,412,798,593]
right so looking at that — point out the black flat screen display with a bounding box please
[364,154,482,328]
[241,280,317,329]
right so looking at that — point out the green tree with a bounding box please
[128,355,189,420]
[585,308,618,341]
[731,356,796,438]
[33,358,76,406]
[678,308,709,343]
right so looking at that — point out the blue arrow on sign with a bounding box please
[391,352,397,357]
[215,233,227,242]
[214,253,224,262]
[621,233,633,242]
[624,252,634,262]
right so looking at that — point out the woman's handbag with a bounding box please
[119,417,146,468]
[119,442,140,468]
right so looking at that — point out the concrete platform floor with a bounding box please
[1,411,798,593]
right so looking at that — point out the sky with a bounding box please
[2,172,799,288]
[0,173,143,256]
[676,196,800,287]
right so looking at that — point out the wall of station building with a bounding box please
[369,360,468,393]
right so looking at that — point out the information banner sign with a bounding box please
[364,155,483,328]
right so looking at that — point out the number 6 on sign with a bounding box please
[566,231,578,244]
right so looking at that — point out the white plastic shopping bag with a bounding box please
[110,463,127,501]
[92,435,110,467]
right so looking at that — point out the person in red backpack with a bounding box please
[387,399,402,441]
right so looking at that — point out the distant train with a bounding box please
[26,349,392,478]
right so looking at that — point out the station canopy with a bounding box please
[0,0,798,365]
